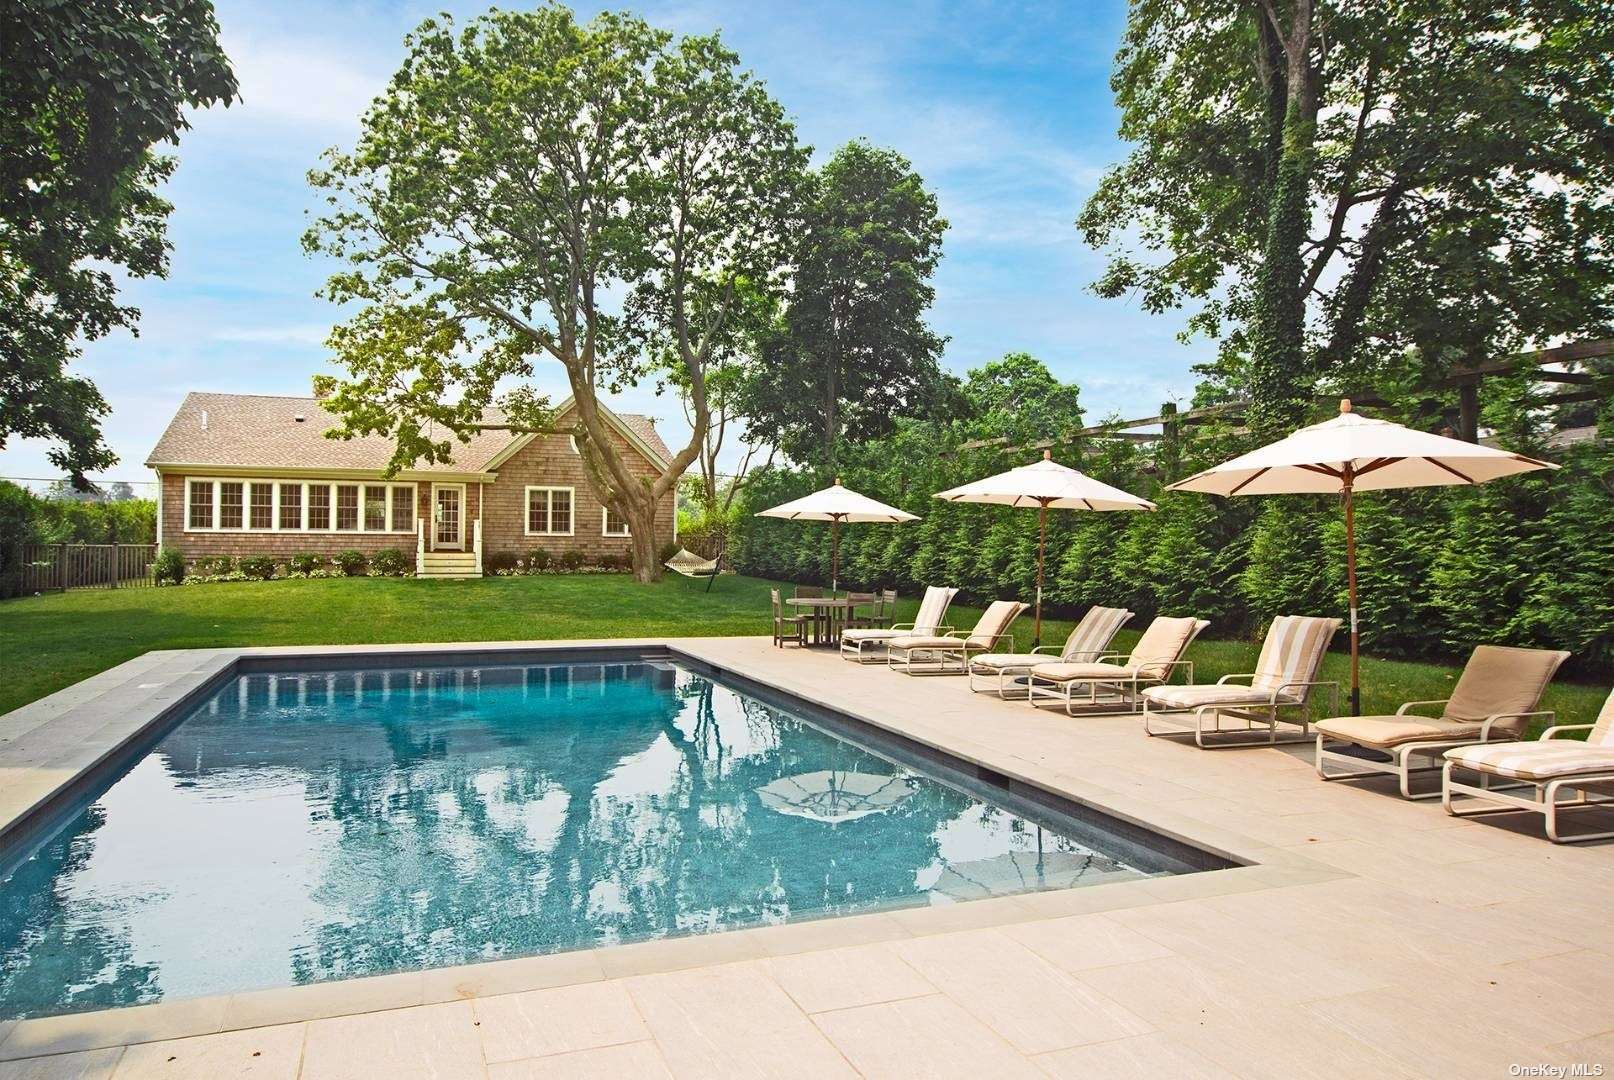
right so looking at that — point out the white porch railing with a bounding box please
[473,518,483,576]
[416,519,426,575]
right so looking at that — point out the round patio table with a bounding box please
[784,597,863,646]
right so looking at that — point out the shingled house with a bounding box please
[145,393,675,578]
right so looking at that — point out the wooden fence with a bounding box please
[6,544,159,595]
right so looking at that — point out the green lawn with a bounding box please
[0,574,1605,731]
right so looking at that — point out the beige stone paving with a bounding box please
[1,636,1611,1078]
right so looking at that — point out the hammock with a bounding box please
[664,547,722,591]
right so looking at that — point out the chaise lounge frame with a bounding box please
[1025,619,1209,717]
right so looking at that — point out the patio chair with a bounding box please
[847,589,898,630]
[840,586,958,663]
[1026,616,1209,716]
[771,589,806,648]
[967,606,1135,698]
[886,600,1029,676]
[795,585,825,599]
[843,591,879,628]
[1313,644,1570,800]
[1141,614,1341,748]
[1442,689,1614,843]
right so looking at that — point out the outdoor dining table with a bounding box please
[784,596,864,646]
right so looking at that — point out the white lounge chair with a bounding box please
[886,600,1028,676]
[1442,688,1614,843]
[1141,614,1341,748]
[839,585,958,663]
[967,606,1135,698]
[1026,616,1208,715]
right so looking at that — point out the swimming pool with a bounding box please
[0,654,1215,1020]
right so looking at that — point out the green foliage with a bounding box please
[238,555,276,581]
[194,555,234,577]
[525,548,552,572]
[288,553,324,576]
[486,551,519,574]
[559,550,586,572]
[1,0,237,481]
[152,548,185,585]
[742,139,947,467]
[332,550,367,577]
[370,548,408,576]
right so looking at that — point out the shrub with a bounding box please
[558,549,586,571]
[152,547,186,585]
[486,550,519,574]
[288,552,324,575]
[370,547,409,576]
[239,555,277,580]
[595,552,625,571]
[194,554,235,577]
[525,547,552,572]
[333,549,368,577]
[658,541,679,563]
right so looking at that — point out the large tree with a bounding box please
[1079,0,1614,433]
[306,6,806,581]
[0,0,236,483]
[743,140,948,469]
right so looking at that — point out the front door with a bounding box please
[433,485,464,550]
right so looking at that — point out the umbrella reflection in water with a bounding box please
[755,770,918,824]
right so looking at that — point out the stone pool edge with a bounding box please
[0,638,1342,1061]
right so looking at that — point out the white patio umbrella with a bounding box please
[933,450,1156,643]
[1169,399,1557,714]
[755,770,917,824]
[755,479,917,592]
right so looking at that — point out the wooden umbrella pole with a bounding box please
[1343,468,1360,715]
[1035,501,1047,645]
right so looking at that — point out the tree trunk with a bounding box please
[624,491,662,583]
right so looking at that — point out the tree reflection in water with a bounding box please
[0,661,1146,1020]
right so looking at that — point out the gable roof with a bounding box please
[146,392,672,475]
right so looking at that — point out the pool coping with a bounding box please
[0,639,1343,1061]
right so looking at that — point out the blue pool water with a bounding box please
[0,657,1199,1019]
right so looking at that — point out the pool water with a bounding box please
[0,659,1187,1019]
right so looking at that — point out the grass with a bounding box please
[0,574,1605,732]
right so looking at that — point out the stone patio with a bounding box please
[1,636,1610,1078]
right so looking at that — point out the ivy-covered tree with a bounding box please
[306,6,807,581]
[1080,0,1614,433]
[0,0,237,483]
[743,140,948,468]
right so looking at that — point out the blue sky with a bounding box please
[1,0,1211,489]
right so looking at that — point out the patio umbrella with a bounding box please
[1168,399,1557,715]
[932,450,1155,644]
[755,770,917,824]
[755,479,917,592]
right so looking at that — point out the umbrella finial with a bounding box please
[1042,449,1051,460]
[1340,398,1353,414]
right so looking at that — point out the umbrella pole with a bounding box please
[1034,502,1047,645]
[1343,471,1360,716]
[831,517,840,594]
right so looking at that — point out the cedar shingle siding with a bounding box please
[148,394,674,569]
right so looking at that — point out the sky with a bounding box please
[0,0,1213,492]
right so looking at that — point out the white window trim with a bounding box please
[524,485,576,536]
[601,505,631,538]
[181,477,417,534]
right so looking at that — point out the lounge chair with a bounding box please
[840,585,958,663]
[771,589,806,648]
[1313,644,1570,799]
[1026,616,1208,716]
[1442,688,1614,843]
[886,600,1028,676]
[1141,614,1341,748]
[967,606,1135,698]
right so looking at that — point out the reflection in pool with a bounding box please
[0,659,1170,1019]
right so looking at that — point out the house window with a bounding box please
[391,485,414,532]
[526,487,574,535]
[219,482,244,529]
[250,483,274,529]
[278,484,303,530]
[188,481,213,529]
[336,485,359,530]
[308,485,332,530]
[364,485,388,531]
[602,506,630,537]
